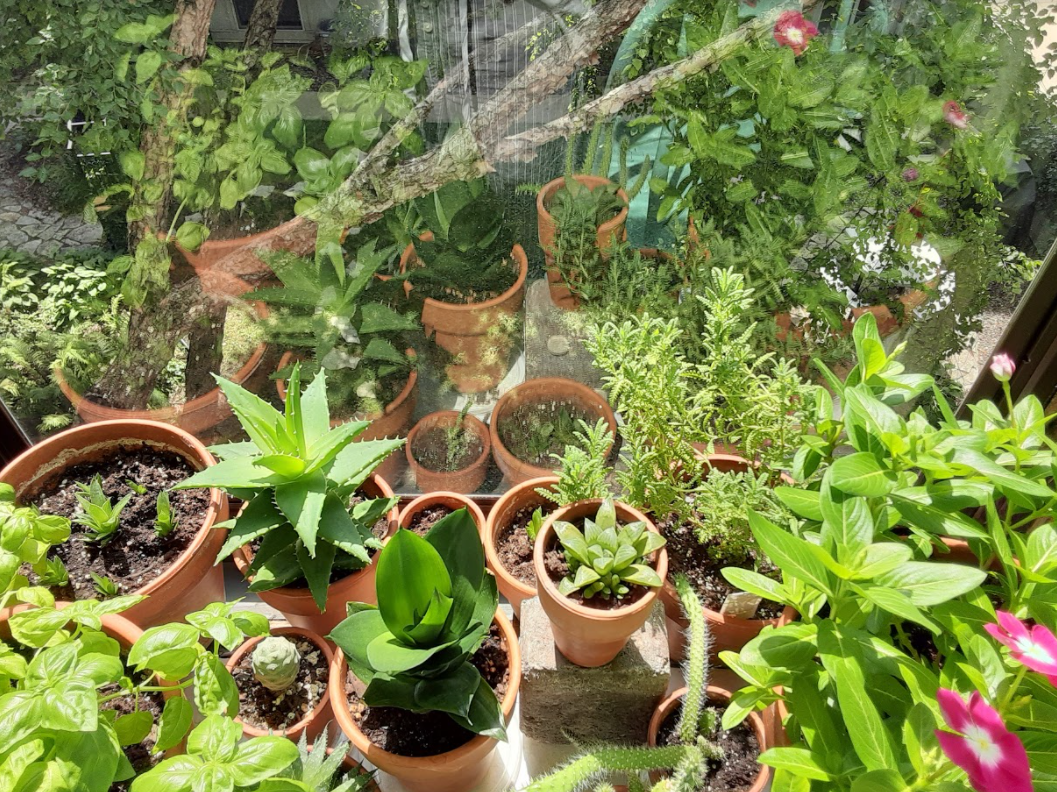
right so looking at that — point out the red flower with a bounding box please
[944,101,970,130]
[935,689,1033,792]
[774,11,819,56]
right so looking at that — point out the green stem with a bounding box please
[998,665,1028,715]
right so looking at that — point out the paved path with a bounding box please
[0,171,102,255]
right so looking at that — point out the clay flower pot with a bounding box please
[275,350,418,485]
[225,625,335,742]
[775,284,934,344]
[536,175,629,311]
[173,216,314,283]
[660,453,796,664]
[330,610,521,792]
[54,277,268,437]
[533,499,667,667]
[232,473,399,636]
[398,492,487,540]
[648,686,772,792]
[406,411,491,494]
[400,234,528,393]
[483,476,558,618]
[489,378,616,486]
[0,420,228,629]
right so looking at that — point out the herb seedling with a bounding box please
[74,475,133,544]
[525,508,544,543]
[154,490,173,538]
[442,403,476,471]
[91,571,119,597]
[125,479,148,495]
[38,557,69,587]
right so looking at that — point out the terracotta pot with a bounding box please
[775,285,933,345]
[54,278,268,436]
[398,492,487,540]
[536,175,629,311]
[173,217,321,283]
[489,378,616,486]
[276,350,418,485]
[406,411,491,494]
[330,610,521,792]
[225,625,335,742]
[0,421,228,629]
[483,477,558,619]
[660,453,797,664]
[232,473,399,636]
[534,499,667,667]
[400,234,528,393]
[648,686,772,792]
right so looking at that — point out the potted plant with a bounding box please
[399,179,528,393]
[250,241,419,484]
[329,508,521,792]
[0,419,228,628]
[405,406,492,494]
[489,377,616,485]
[173,365,402,635]
[537,176,629,310]
[533,497,667,667]
[226,625,335,742]
[398,491,486,539]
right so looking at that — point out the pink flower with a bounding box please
[773,11,819,56]
[902,167,920,182]
[986,611,1057,684]
[989,354,1016,383]
[936,689,1033,792]
[944,101,970,130]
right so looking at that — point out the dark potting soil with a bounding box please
[658,514,785,620]
[411,426,484,473]
[31,448,210,600]
[345,622,509,757]
[406,505,454,536]
[656,703,760,791]
[543,532,650,611]
[494,502,555,586]
[232,636,328,731]
[498,401,593,468]
[101,673,166,792]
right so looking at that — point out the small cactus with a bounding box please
[251,636,302,692]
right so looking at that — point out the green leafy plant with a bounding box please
[91,572,120,598]
[690,468,793,566]
[525,508,545,544]
[551,497,666,600]
[0,483,71,607]
[252,636,302,693]
[153,490,173,538]
[74,475,134,545]
[329,508,506,739]
[174,365,401,611]
[541,418,613,506]
[277,727,374,792]
[441,403,478,472]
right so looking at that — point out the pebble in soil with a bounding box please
[656,703,761,791]
[233,637,328,732]
[30,447,210,599]
[345,623,509,757]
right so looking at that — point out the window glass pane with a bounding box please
[233,0,304,30]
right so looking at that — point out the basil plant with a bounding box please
[330,508,507,739]
[175,366,401,611]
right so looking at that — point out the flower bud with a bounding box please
[989,353,1015,383]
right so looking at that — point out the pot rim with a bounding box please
[482,476,558,600]
[533,498,668,622]
[231,472,398,604]
[329,609,521,771]
[225,625,335,738]
[536,175,630,233]
[405,411,491,480]
[397,491,487,538]
[0,420,227,606]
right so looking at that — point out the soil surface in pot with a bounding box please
[31,447,210,600]
[498,401,594,468]
[410,253,518,304]
[344,622,509,757]
[494,502,556,586]
[196,192,297,240]
[658,515,784,619]
[232,636,328,731]
[102,667,166,792]
[543,530,651,611]
[406,505,454,536]
[411,426,484,473]
[656,703,760,791]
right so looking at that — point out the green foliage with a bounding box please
[673,575,712,746]
[552,497,666,600]
[153,490,172,538]
[74,475,133,544]
[251,636,301,693]
[691,468,792,565]
[281,727,374,792]
[174,365,402,612]
[329,508,506,739]
[543,418,613,506]
[0,483,71,607]
[91,572,120,598]
[525,508,545,544]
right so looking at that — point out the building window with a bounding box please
[232,0,304,30]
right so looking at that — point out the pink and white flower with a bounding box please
[989,354,1016,383]
[936,689,1033,792]
[985,611,1057,684]
[773,11,819,56]
[944,100,970,130]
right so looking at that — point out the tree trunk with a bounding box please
[184,299,228,398]
[243,0,284,57]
